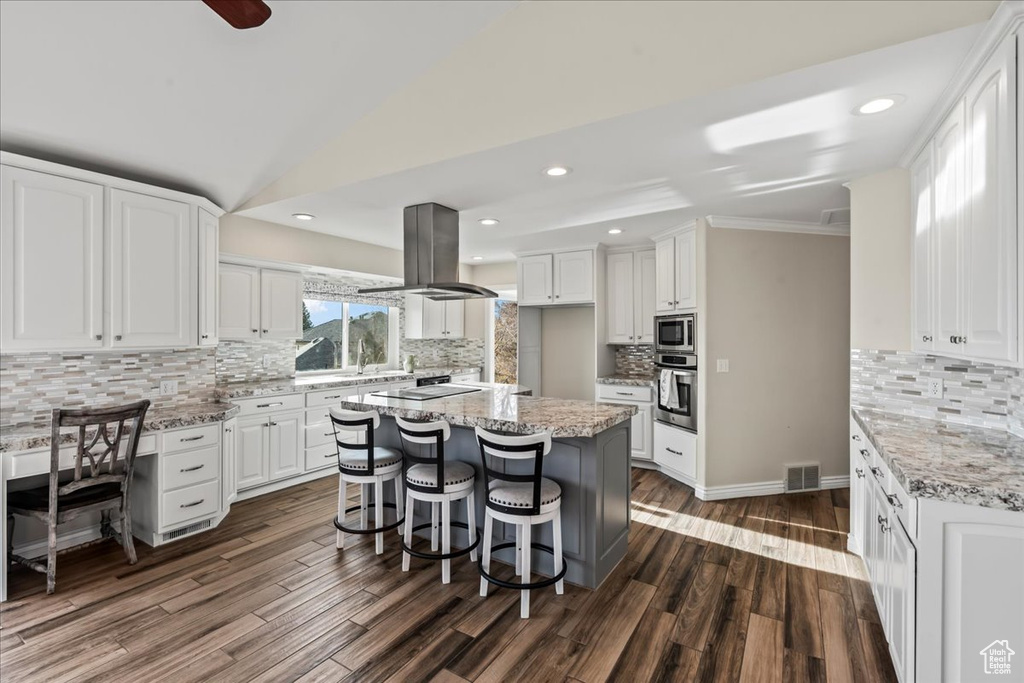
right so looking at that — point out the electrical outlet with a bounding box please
[716,359,730,373]
[927,377,943,399]
[160,380,179,396]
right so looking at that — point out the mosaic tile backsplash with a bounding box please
[851,349,1023,436]
[1,349,217,427]
[614,344,656,376]
[215,339,296,383]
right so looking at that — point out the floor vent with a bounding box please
[162,518,212,543]
[785,463,821,492]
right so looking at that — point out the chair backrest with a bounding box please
[50,400,151,505]
[328,408,380,472]
[396,417,450,494]
[474,427,552,514]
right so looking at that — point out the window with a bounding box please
[493,299,518,384]
[297,299,394,373]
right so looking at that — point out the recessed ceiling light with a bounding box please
[543,166,571,177]
[854,95,903,116]
[472,256,484,261]
[479,218,499,226]
[608,228,622,235]
[292,213,315,221]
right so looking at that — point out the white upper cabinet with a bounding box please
[654,224,697,313]
[444,299,465,338]
[912,33,1018,365]
[517,254,553,305]
[517,250,595,306]
[108,189,195,348]
[553,250,594,304]
[259,269,304,339]
[218,264,260,340]
[1,166,105,351]
[405,295,465,339]
[963,37,1017,363]
[606,249,656,344]
[198,208,219,347]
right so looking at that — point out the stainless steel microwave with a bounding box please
[655,313,696,355]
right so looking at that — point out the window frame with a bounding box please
[297,300,399,376]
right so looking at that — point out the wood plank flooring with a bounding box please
[0,469,897,682]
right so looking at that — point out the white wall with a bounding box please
[703,226,851,488]
[848,168,912,351]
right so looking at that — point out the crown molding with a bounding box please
[651,219,698,241]
[707,215,850,237]
[898,0,1024,167]
[514,243,602,258]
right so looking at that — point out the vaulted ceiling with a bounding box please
[0,0,998,262]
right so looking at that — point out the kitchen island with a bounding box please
[339,383,636,589]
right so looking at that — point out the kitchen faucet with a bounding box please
[356,339,366,375]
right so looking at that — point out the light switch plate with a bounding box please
[262,354,271,368]
[717,359,730,373]
[927,377,943,398]
[160,380,179,396]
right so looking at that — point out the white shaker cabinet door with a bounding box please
[0,165,105,350]
[218,263,260,340]
[635,250,657,344]
[269,413,303,480]
[444,299,465,338]
[963,36,1017,364]
[887,518,916,683]
[675,230,697,310]
[909,144,936,354]
[260,269,303,340]
[606,252,635,343]
[933,102,966,357]
[654,237,676,312]
[517,254,553,305]
[553,250,594,304]
[197,208,219,347]
[108,189,195,348]
[237,417,269,490]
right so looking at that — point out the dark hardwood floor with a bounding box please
[0,469,897,682]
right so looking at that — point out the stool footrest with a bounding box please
[479,541,567,590]
[401,521,480,560]
[334,502,404,535]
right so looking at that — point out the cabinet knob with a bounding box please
[922,335,932,342]
[252,329,258,333]
[115,335,122,341]
[95,334,103,341]
[262,329,268,334]
[555,295,560,299]
[201,334,208,339]
[674,300,679,305]
[851,435,860,441]
[855,468,865,479]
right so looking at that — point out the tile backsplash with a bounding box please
[614,345,656,376]
[400,338,485,370]
[1,348,217,427]
[215,339,296,383]
[851,349,1023,435]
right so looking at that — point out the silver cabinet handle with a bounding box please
[323,395,341,400]
[224,428,233,434]
[180,464,205,473]
[180,499,205,508]
[325,453,335,459]
[269,422,277,426]
[257,402,283,408]
[180,435,204,442]
[922,335,932,342]
[252,329,258,333]
[877,515,889,533]
[324,432,334,436]
[674,300,679,305]
[859,448,870,460]
[615,391,634,396]
[870,466,884,479]
[202,334,209,339]
[886,493,903,509]
[666,447,682,456]
[855,468,865,479]
[851,434,860,442]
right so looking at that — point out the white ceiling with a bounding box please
[241,24,982,261]
[0,0,516,209]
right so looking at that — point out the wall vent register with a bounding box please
[784,463,821,492]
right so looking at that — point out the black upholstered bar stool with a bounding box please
[328,408,405,554]
[397,417,478,584]
[475,427,565,619]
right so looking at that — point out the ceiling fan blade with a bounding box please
[202,0,271,29]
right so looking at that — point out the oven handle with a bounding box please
[669,369,696,377]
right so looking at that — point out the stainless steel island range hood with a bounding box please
[358,203,497,300]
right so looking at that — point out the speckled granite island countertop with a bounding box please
[852,408,1024,512]
[341,383,637,438]
[215,367,482,399]
[596,373,657,387]
[0,402,240,453]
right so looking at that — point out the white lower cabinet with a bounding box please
[236,410,304,491]
[268,413,303,480]
[237,415,271,490]
[596,383,654,462]
[653,420,696,481]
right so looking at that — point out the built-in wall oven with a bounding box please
[655,313,696,355]
[655,353,697,433]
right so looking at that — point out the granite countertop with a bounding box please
[0,402,241,454]
[215,367,482,399]
[341,383,637,438]
[597,373,657,387]
[852,408,1024,512]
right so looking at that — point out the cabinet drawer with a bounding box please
[161,480,219,528]
[161,445,219,490]
[653,421,696,478]
[161,424,220,455]
[305,386,361,408]
[305,443,339,471]
[597,384,653,402]
[234,393,304,416]
[305,424,359,449]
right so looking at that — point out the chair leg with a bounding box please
[515,523,522,576]
[466,490,477,563]
[441,498,452,584]
[360,483,369,532]
[374,477,384,555]
[402,489,414,572]
[431,503,439,552]
[100,509,111,538]
[7,514,14,560]
[553,508,564,595]
[121,507,137,565]
[520,521,531,619]
[394,477,405,536]
[479,512,493,597]
[46,517,57,595]
[336,475,346,549]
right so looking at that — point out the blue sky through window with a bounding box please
[304,299,343,327]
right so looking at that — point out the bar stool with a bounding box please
[328,408,405,555]
[475,427,565,619]
[396,417,479,584]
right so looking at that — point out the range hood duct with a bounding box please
[358,203,497,300]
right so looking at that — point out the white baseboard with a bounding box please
[642,463,852,502]
[13,526,106,560]
[630,459,660,471]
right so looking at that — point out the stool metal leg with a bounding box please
[431,503,439,551]
[441,498,452,584]
[553,508,564,595]
[374,477,384,555]
[336,475,346,549]
[520,521,532,618]
[467,491,477,563]
[480,512,494,597]
[402,487,414,572]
